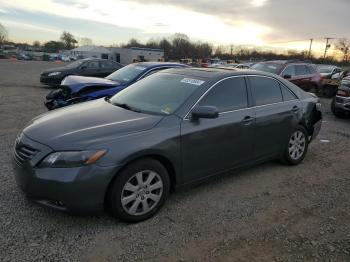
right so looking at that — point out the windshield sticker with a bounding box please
[134,66,146,71]
[181,78,205,86]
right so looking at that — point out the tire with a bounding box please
[331,98,347,118]
[282,125,309,165]
[108,158,170,223]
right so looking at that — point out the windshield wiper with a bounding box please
[113,102,142,113]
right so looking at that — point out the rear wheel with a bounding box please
[282,126,309,165]
[108,158,170,223]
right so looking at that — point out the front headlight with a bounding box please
[39,150,107,168]
[48,72,62,77]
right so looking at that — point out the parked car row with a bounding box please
[44,62,188,110]
[40,58,123,86]
[14,63,322,222]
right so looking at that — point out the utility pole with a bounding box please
[323,37,333,62]
[308,38,313,59]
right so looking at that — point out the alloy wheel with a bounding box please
[121,170,163,216]
[288,131,306,160]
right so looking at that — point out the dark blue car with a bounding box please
[45,62,187,110]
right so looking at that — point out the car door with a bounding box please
[248,76,301,160]
[294,64,313,91]
[180,77,255,183]
[79,60,102,77]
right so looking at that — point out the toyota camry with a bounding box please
[13,68,322,222]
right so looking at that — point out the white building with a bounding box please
[69,45,111,60]
[109,47,164,64]
[68,45,164,64]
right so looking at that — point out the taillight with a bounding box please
[337,90,350,97]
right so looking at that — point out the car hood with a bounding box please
[61,75,120,93]
[24,99,163,150]
[62,75,119,86]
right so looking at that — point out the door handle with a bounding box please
[291,106,300,112]
[242,116,254,125]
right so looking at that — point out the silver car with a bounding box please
[331,77,350,118]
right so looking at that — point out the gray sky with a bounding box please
[0,0,349,55]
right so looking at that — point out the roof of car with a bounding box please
[257,60,312,65]
[133,62,188,68]
[162,67,307,99]
[163,67,272,79]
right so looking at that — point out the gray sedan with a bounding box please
[13,68,322,222]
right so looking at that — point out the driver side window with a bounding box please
[282,65,296,77]
[85,61,100,69]
[198,77,248,113]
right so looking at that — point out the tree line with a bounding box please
[0,22,349,64]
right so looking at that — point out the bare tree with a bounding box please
[33,41,41,47]
[0,23,8,44]
[335,38,350,62]
[79,37,93,46]
[60,31,78,49]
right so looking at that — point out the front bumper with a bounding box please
[44,99,70,110]
[40,75,63,86]
[12,134,121,214]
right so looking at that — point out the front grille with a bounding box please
[13,140,38,166]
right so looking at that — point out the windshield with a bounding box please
[318,66,334,73]
[110,73,204,115]
[106,64,147,84]
[251,63,283,74]
[65,60,84,68]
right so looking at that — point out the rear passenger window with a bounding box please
[282,65,295,77]
[280,84,297,101]
[295,65,308,75]
[249,76,282,106]
[308,65,316,74]
[199,77,248,112]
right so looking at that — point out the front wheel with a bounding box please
[282,126,309,165]
[108,158,170,223]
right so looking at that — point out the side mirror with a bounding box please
[80,65,87,70]
[283,74,292,79]
[191,106,219,121]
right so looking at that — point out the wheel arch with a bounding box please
[104,153,178,209]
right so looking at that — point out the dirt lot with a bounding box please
[0,60,350,262]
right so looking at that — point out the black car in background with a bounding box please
[14,68,322,222]
[40,58,123,86]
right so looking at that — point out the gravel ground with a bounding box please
[0,60,350,262]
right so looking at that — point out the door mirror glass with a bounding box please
[191,106,219,121]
